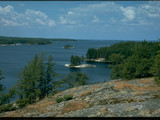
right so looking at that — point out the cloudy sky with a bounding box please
[0,1,160,40]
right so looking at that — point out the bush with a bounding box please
[63,94,73,101]
[0,103,16,113]
[15,98,29,108]
[56,94,73,103]
[155,78,160,85]
[56,97,64,103]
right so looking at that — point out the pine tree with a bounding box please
[17,54,40,103]
[16,53,57,104]
[37,53,46,99]
[70,55,81,66]
[153,51,160,85]
[45,55,56,96]
[62,72,89,89]
[0,69,5,93]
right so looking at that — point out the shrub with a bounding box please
[56,97,64,103]
[56,94,73,103]
[0,103,16,113]
[15,98,29,108]
[63,94,73,101]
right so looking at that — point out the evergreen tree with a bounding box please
[37,53,46,99]
[62,72,89,89]
[45,55,56,96]
[70,55,81,66]
[16,53,57,104]
[17,54,40,103]
[152,48,160,85]
[0,69,16,106]
[109,53,124,65]
[0,69,5,93]
[86,48,97,59]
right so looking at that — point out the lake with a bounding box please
[0,40,121,91]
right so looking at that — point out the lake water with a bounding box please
[0,40,121,91]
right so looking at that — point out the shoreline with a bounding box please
[84,58,112,63]
[65,64,96,68]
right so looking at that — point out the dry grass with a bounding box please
[100,107,108,115]
[79,89,93,97]
[25,100,56,114]
[114,79,160,96]
[91,84,101,89]
[137,78,154,84]
[62,101,89,113]
[3,111,21,117]
[114,82,139,90]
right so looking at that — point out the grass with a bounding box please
[62,101,89,113]
[79,90,93,97]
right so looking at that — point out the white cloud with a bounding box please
[120,6,136,21]
[91,16,100,23]
[59,16,76,25]
[67,11,73,15]
[0,5,56,27]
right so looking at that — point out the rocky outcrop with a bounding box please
[1,78,160,117]
[65,64,96,68]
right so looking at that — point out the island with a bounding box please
[65,55,96,68]
[64,44,74,49]
[0,36,76,46]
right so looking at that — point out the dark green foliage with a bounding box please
[63,94,73,101]
[0,87,16,105]
[0,69,16,106]
[56,94,73,103]
[62,72,89,89]
[45,56,56,96]
[0,36,76,45]
[0,36,52,45]
[110,64,123,79]
[70,55,81,66]
[56,97,64,103]
[0,103,16,113]
[109,53,124,65]
[109,40,160,80]
[0,69,5,92]
[152,50,160,85]
[86,40,160,80]
[16,53,56,104]
[86,48,98,59]
[15,98,30,108]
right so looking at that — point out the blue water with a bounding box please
[0,40,121,91]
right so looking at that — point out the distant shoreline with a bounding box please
[84,58,112,64]
[65,64,96,68]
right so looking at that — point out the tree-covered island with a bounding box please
[65,55,96,68]
[64,44,74,49]
[0,36,76,46]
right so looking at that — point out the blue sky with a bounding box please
[0,1,160,40]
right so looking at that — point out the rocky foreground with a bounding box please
[1,78,160,117]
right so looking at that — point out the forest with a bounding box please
[0,36,76,45]
[86,40,160,83]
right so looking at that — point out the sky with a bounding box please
[0,1,160,40]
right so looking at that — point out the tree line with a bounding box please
[86,40,160,84]
[0,53,89,112]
